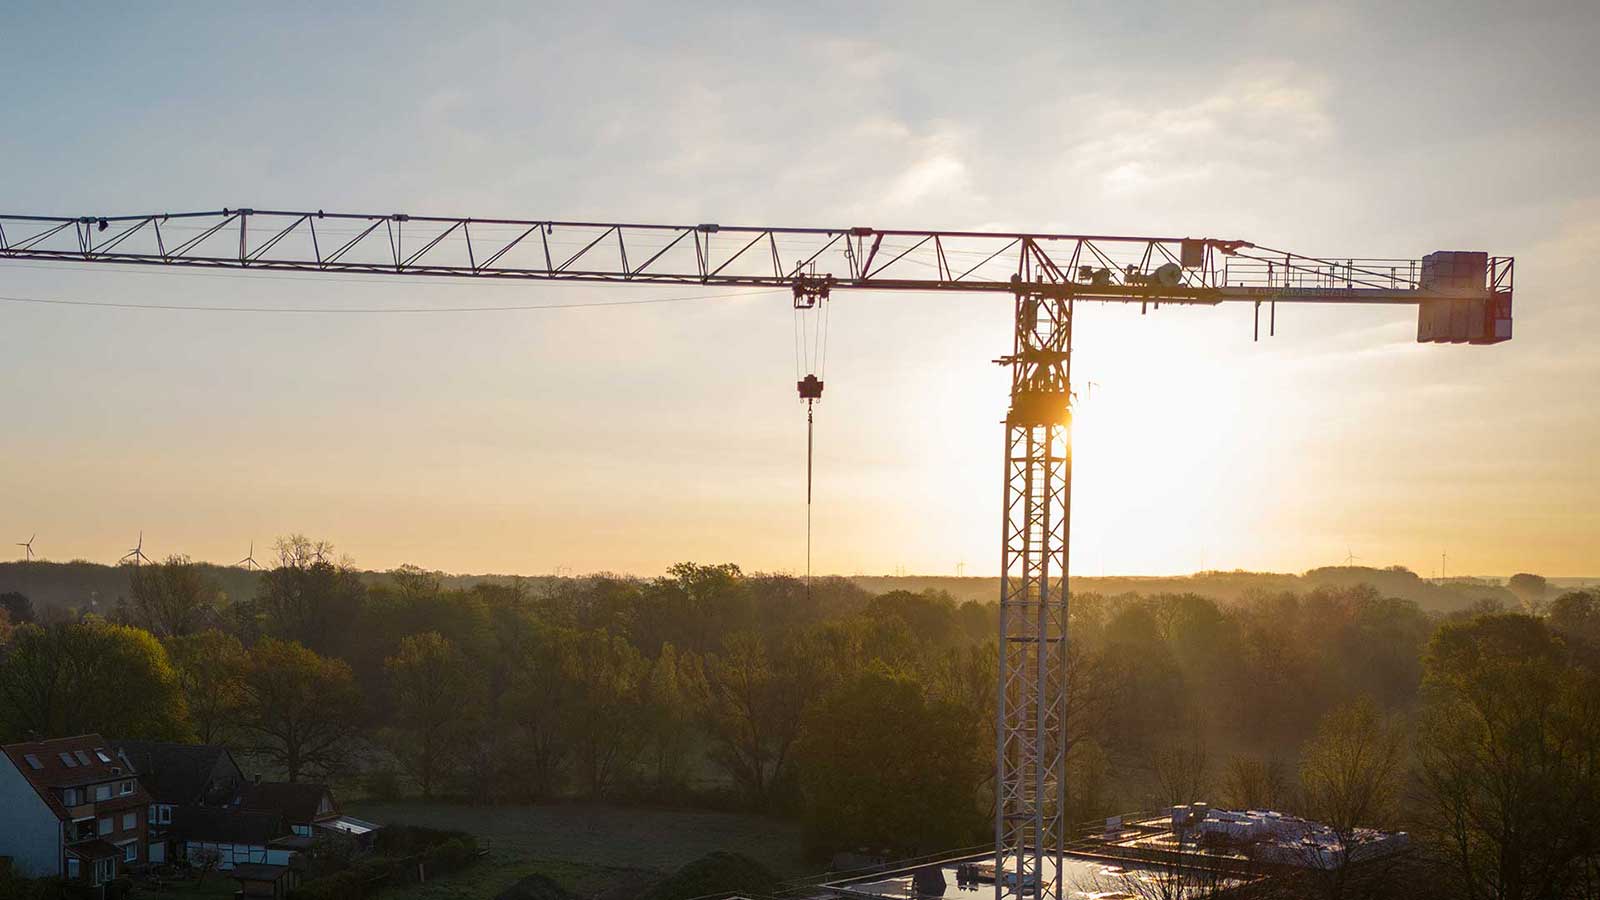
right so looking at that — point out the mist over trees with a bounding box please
[0,541,1596,893]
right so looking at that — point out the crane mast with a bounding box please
[0,208,1515,899]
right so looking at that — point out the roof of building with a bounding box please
[2,734,150,819]
[171,806,289,846]
[230,863,292,883]
[115,740,240,805]
[238,781,335,823]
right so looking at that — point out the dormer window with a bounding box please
[120,780,133,795]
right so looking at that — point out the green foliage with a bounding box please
[385,631,481,798]
[1414,613,1600,900]
[796,668,985,857]
[0,617,190,741]
[1299,696,1405,835]
[237,637,363,781]
[165,628,246,743]
[637,851,778,900]
[702,629,832,808]
[0,590,35,623]
[563,628,650,797]
[1548,589,1600,648]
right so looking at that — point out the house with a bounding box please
[170,807,294,871]
[113,740,245,864]
[0,734,152,886]
[237,781,338,837]
[236,780,378,848]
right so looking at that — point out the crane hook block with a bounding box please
[797,374,824,401]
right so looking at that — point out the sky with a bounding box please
[1,1,1597,578]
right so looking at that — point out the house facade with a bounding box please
[0,735,152,886]
[114,740,246,864]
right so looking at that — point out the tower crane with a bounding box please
[0,209,1514,898]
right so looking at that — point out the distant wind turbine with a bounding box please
[1344,548,1361,566]
[236,541,262,571]
[17,534,35,561]
[121,531,152,567]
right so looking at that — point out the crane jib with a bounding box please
[0,209,1511,344]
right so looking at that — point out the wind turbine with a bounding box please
[236,541,262,571]
[121,531,151,567]
[1344,547,1361,566]
[17,534,35,561]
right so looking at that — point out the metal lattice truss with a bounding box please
[996,271,1074,899]
[0,208,1505,306]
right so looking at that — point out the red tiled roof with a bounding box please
[2,734,151,820]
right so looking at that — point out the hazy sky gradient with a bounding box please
[2,2,1597,577]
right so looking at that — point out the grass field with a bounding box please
[346,801,810,899]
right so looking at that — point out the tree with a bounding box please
[126,555,222,637]
[385,631,479,798]
[1221,754,1292,812]
[504,624,579,799]
[1547,589,1600,648]
[564,629,650,797]
[1506,573,1549,614]
[0,618,190,741]
[701,630,831,807]
[795,669,985,856]
[165,629,246,743]
[1414,614,1600,900]
[0,591,34,624]
[1150,723,1211,808]
[236,638,362,781]
[641,642,706,790]
[254,535,367,657]
[1299,697,1406,894]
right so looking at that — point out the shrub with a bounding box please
[638,851,778,900]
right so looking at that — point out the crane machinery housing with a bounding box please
[0,208,1515,899]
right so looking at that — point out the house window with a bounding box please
[23,753,42,770]
[59,752,77,768]
[123,812,138,830]
[148,805,155,825]
[66,859,80,878]
[159,805,173,825]
[123,843,137,863]
[94,857,114,885]
[63,788,80,806]
[73,751,92,767]
[292,825,312,837]
[98,816,113,835]
[120,780,133,795]
[94,784,112,801]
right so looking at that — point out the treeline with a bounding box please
[1,539,1598,898]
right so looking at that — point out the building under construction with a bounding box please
[819,804,1411,899]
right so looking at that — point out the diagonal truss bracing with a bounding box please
[0,209,1504,309]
